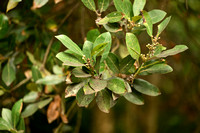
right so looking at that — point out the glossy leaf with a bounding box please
[148,9,166,24]
[36,75,65,85]
[133,0,146,16]
[6,0,22,12]
[120,55,135,74]
[156,16,171,37]
[140,63,173,75]
[65,81,86,98]
[124,92,144,105]
[107,77,126,94]
[38,98,53,109]
[142,11,153,36]
[155,45,188,58]
[133,79,161,96]
[76,88,95,107]
[0,118,12,130]
[55,35,84,56]
[56,52,84,66]
[81,0,96,12]
[23,91,39,103]
[72,68,91,78]
[2,108,12,127]
[21,103,38,118]
[98,0,110,13]
[89,79,107,92]
[0,14,9,39]
[96,89,112,113]
[86,29,100,43]
[106,53,119,73]
[12,99,23,128]
[83,40,93,59]
[126,33,141,60]
[2,61,16,86]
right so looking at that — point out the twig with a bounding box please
[41,2,80,69]
[74,108,82,133]
[10,77,32,92]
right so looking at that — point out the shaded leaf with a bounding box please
[133,0,146,16]
[81,0,96,12]
[124,91,144,105]
[155,45,188,58]
[133,79,161,96]
[98,11,122,25]
[31,66,42,82]
[2,61,16,86]
[107,77,126,94]
[21,103,38,118]
[55,35,84,56]
[103,23,122,33]
[12,99,23,128]
[156,16,171,37]
[142,11,153,37]
[23,91,39,103]
[148,9,166,24]
[17,117,25,131]
[120,55,135,74]
[96,89,112,113]
[38,97,53,109]
[2,108,12,127]
[76,88,95,107]
[65,81,86,98]
[0,14,9,39]
[72,68,91,78]
[126,33,141,60]
[89,79,107,92]
[6,0,22,12]
[86,29,100,43]
[98,0,110,13]
[36,75,65,85]
[83,40,93,59]
[91,42,108,57]
[83,83,95,94]
[106,53,119,73]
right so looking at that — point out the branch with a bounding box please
[10,77,32,92]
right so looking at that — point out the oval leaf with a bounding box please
[21,103,38,118]
[105,53,119,74]
[12,99,23,128]
[142,11,153,37]
[124,92,144,105]
[81,0,96,12]
[133,0,146,16]
[76,88,95,107]
[133,79,161,96]
[6,0,22,12]
[2,108,12,128]
[148,9,166,24]
[36,75,65,85]
[23,91,39,103]
[156,16,171,37]
[86,29,100,43]
[2,62,16,86]
[98,0,110,13]
[89,79,107,92]
[0,118,12,130]
[107,77,126,94]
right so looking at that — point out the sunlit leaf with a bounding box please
[156,16,171,37]
[82,40,93,59]
[12,99,23,128]
[2,108,12,128]
[81,0,96,12]
[32,0,48,9]
[103,23,122,33]
[23,91,39,103]
[6,0,22,12]
[142,11,153,37]
[0,118,12,130]
[21,103,38,118]
[83,83,95,94]
[148,9,166,24]
[133,0,146,16]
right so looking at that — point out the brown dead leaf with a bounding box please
[47,95,61,123]
[24,70,32,78]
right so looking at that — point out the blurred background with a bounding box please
[0,0,200,133]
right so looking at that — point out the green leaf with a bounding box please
[12,99,23,128]
[94,32,112,63]
[6,0,22,12]
[140,63,173,75]
[133,0,146,16]
[38,97,53,109]
[17,117,25,131]
[2,108,12,128]
[155,45,188,58]
[132,16,142,22]
[124,91,144,105]
[106,12,123,23]
[2,61,16,86]
[105,53,119,74]
[125,81,132,93]
[120,55,135,74]
[55,35,84,56]
[81,0,96,12]
[0,14,9,39]
[86,29,100,43]
[133,79,161,96]
[31,66,42,82]
[89,79,107,92]
[98,17,109,25]
[72,68,91,78]
[154,44,166,55]
[91,42,108,57]
[126,33,141,60]
[21,103,38,118]
[98,0,110,13]
[103,23,122,33]
[107,77,126,94]
[76,88,95,107]
[83,41,93,59]
[83,83,95,95]
[113,0,123,13]
[142,11,153,37]
[36,75,65,85]
[56,52,84,66]
[26,51,42,66]
[23,91,39,103]
[0,118,12,130]
[65,81,86,98]
[53,65,63,75]
[156,16,171,37]
[148,9,166,24]
[96,89,112,113]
